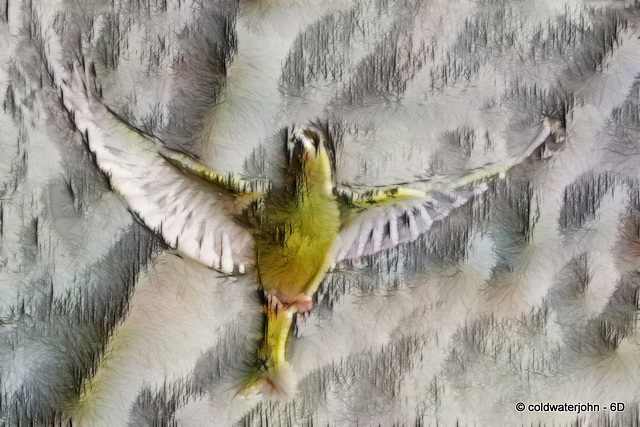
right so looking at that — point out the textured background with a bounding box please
[2,0,640,425]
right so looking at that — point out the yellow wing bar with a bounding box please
[338,118,562,207]
[159,148,269,197]
[338,186,427,208]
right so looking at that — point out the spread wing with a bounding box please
[333,119,563,264]
[334,185,489,263]
[58,63,260,274]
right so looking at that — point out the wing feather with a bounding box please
[332,118,563,264]
[60,67,256,274]
[333,187,487,264]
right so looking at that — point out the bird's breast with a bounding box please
[255,191,341,301]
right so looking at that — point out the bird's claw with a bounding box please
[296,310,310,323]
[264,293,313,314]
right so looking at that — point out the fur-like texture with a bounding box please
[1,0,640,425]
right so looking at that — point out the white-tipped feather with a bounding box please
[221,233,234,274]
[333,184,488,263]
[372,215,385,253]
[59,66,255,274]
[417,205,433,229]
[356,222,374,258]
[388,210,399,247]
[199,228,220,270]
[407,212,420,241]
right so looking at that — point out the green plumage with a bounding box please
[255,140,340,304]
[242,134,341,395]
[256,186,339,302]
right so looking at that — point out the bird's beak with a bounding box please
[287,128,296,164]
[299,134,317,158]
[289,127,317,162]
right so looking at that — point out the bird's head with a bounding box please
[286,125,336,195]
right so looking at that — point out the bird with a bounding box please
[57,61,564,397]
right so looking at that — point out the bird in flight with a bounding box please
[58,61,564,397]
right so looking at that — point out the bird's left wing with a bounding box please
[333,184,489,263]
[333,119,563,264]
[58,63,260,274]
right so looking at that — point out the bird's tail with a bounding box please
[241,303,298,398]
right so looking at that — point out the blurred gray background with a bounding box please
[2,0,640,425]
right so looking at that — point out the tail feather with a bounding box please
[241,303,298,399]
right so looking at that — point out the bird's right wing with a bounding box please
[333,118,563,264]
[58,63,260,274]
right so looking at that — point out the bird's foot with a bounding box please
[297,310,310,323]
[265,293,313,314]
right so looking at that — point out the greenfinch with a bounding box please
[59,62,563,397]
